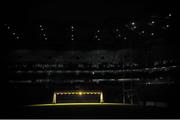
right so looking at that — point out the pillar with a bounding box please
[52,92,56,104]
[100,92,104,103]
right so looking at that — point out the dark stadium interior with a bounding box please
[0,0,179,119]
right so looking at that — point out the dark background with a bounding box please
[0,0,179,118]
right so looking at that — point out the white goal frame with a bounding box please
[52,91,104,103]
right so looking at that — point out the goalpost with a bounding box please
[52,91,104,103]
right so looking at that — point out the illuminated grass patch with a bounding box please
[29,103,134,107]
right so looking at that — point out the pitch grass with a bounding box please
[29,103,136,107]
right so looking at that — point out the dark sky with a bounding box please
[1,0,176,23]
[0,0,178,52]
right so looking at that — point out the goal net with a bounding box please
[52,91,104,103]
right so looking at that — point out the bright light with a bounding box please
[151,21,155,24]
[78,92,82,95]
[132,26,137,29]
[151,33,154,36]
[147,82,151,85]
[166,24,170,28]
[131,22,135,25]
[169,13,172,17]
